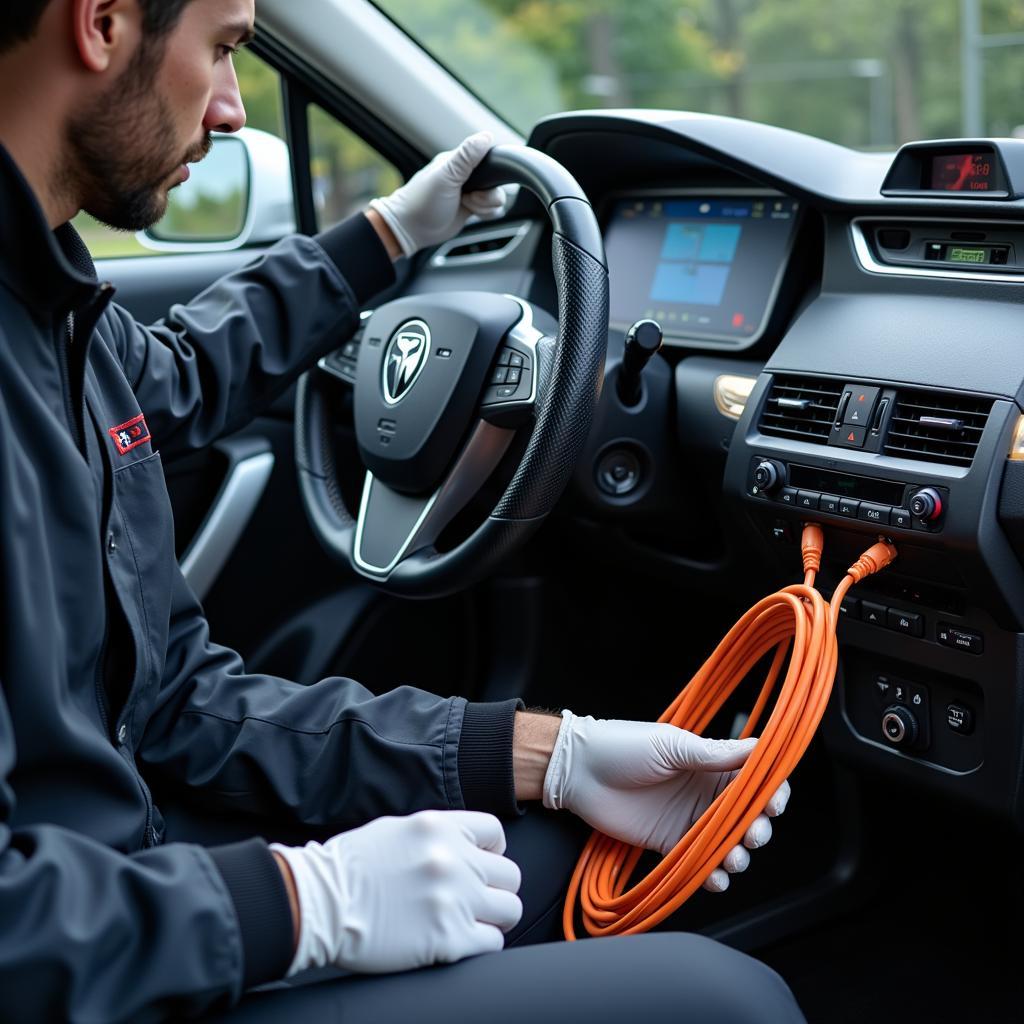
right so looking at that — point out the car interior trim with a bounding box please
[429,222,532,268]
[180,440,276,601]
[713,374,758,421]
[850,217,1024,284]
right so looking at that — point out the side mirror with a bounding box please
[138,127,295,253]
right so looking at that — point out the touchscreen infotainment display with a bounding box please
[604,196,800,344]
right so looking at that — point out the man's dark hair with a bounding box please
[0,0,195,56]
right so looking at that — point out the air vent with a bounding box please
[883,389,993,467]
[430,223,528,267]
[759,375,844,444]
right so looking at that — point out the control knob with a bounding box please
[881,705,919,748]
[909,487,943,523]
[752,459,784,495]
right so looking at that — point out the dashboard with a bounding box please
[408,111,1024,828]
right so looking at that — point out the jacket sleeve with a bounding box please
[138,568,522,830]
[106,214,396,460]
[0,673,295,1023]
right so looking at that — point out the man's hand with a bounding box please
[538,712,791,892]
[367,132,507,258]
[269,810,522,976]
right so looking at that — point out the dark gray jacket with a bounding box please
[0,144,520,1022]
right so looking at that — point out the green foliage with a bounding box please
[380,0,1024,148]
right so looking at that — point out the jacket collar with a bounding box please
[0,143,100,316]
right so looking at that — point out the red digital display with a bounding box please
[930,152,997,192]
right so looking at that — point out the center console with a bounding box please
[723,284,1024,825]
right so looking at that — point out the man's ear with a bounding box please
[70,0,142,74]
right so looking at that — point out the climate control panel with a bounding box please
[746,457,949,533]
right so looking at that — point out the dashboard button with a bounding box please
[796,490,820,510]
[838,497,861,518]
[839,596,861,619]
[819,494,841,515]
[891,507,913,529]
[937,622,984,654]
[838,426,867,448]
[858,502,891,526]
[887,608,924,637]
[842,385,880,426]
[779,487,798,506]
[861,600,886,626]
[946,703,974,734]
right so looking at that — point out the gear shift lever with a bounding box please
[617,319,664,407]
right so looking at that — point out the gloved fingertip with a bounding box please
[743,815,773,849]
[767,780,792,817]
[703,868,730,893]
[723,845,750,874]
[692,735,757,770]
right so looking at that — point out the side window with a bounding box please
[308,104,402,230]
[72,49,285,259]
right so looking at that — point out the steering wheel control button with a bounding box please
[841,385,880,426]
[508,351,525,369]
[858,502,891,526]
[796,490,820,511]
[882,705,919,747]
[596,448,643,498]
[507,367,522,385]
[891,507,913,529]
[887,608,924,637]
[861,600,886,626]
[946,703,975,735]
[937,622,984,654]
[491,366,509,384]
[838,497,860,518]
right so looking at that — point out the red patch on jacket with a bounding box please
[108,414,151,455]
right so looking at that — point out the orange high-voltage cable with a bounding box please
[563,524,898,940]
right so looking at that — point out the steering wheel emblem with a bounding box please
[382,319,430,404]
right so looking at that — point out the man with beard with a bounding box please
[0,1,804,1021]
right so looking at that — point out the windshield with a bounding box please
[374,0,1024,150]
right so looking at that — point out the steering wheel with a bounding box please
[295,145,609,598]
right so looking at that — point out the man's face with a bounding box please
[69,0,253,231]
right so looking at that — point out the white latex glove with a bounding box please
[368,132,507,257]
[542,711,791,892]
[270,810,522,976]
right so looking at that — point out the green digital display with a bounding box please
[949,246,987,264]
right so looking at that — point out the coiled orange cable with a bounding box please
[564,524,897,940]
